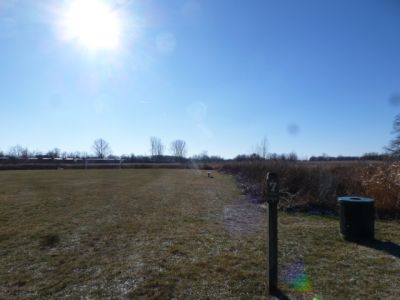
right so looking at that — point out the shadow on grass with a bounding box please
[271,289,291,300]
[357,239,400,258]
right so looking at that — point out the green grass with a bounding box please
[0,169,399,299]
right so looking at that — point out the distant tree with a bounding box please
[29,150,41,158]
[46,148,61,159]
[287,152,298,161]
[209,155,224,162]
[268,153,279,160]
[386,114,400,157]
[255,136,268,159]
[170,139,187,159]
[199,150,209,160]
[234,154,247,161]
[192,151,209,161]
[120,154,130,160]
[362,152,387,161]
[249,153,262,161]
[93,138,111,159]
[132,155,151,163]
[67,151,82,159]
[150,137,164,158]
[8,145,28,158]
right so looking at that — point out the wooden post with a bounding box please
[266,172,279,295]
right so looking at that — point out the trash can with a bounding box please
[338,196,375,241]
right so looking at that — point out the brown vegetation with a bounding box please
[220,160,400,218]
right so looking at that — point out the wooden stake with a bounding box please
[266,172,279,295]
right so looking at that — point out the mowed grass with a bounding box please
[0,169,399,299]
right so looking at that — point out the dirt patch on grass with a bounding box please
[223,196,265,236]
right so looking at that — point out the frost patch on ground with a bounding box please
[223,196,265,236]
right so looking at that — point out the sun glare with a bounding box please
[61,0,122,50]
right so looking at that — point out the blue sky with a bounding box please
[0,0,399,158]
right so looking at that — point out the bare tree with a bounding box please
[255,136,268,159]
[150,137,164,158]
[8,145,28,158]
[170,139,187,158]
[93,138,111,159]
[287,152,298,161]
[386,114,400,157]
[61,151,68,159]
[192,150,209,161]
[46,148,61,159]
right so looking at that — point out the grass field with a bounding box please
[0,169,399,299]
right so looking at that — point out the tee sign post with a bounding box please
[266,172,279,295]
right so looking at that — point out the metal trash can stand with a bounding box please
[338,196,375,241]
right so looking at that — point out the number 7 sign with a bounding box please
[266,172,279,204]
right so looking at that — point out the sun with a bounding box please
[61,0,122,50]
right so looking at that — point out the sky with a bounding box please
[0,0,399,159]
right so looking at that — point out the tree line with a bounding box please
[1,113,400,162]
[0,137,219,162]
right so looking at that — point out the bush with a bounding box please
[221,160,400,218]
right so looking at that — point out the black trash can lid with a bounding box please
[338,196,374,203]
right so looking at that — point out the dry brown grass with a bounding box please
[278,213,400,299]
[0,169,399,299]
[221,160,400,217]
[360,162,400,215]
[0,169,267,299]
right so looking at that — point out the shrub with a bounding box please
[221,160,400,218]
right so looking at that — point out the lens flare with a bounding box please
[281,258,322,299]
[290,272,312,292]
